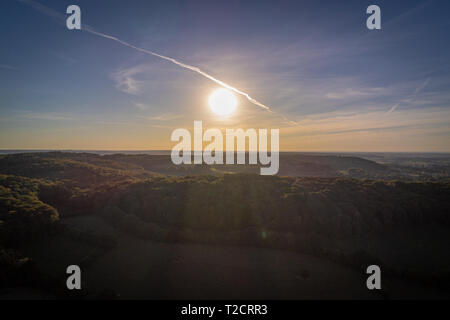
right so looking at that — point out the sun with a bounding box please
[208,88,238,116]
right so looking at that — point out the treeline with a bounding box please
[46,174,449,234]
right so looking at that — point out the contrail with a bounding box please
[386,77,431,114]
[17,0,298,124]
[85,29,273,112]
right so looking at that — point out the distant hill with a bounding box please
[1,152,448,182]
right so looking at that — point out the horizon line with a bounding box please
[1,149,450,154]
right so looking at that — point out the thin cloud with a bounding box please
[8,111,74,121]
[112,67,143,95]
[326,87,386,100]
[144,113,182,122]
[49,52,77,65]
[134,103,149,110]
[0,64,18,70]
[285,106,450,138]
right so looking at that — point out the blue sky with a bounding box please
[1,0,449,151]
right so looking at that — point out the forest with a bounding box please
[1,152,449,299]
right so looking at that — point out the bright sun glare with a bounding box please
[208,88,238,116]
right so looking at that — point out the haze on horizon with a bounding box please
[1,0,449,152]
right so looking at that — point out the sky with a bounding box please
[1,0,450,151]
